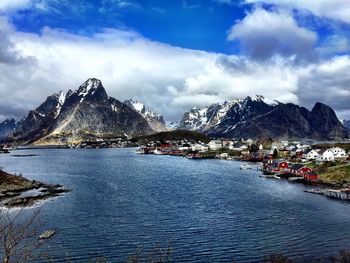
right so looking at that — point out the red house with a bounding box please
[289,164,312,176]
[304,172,318,181]
[274,161,289,170]
[160,143,172,148]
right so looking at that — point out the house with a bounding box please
[289,164,312,176]
[192,144,209,152]
[222,140,234,149]
[303,149,320,160]
[160,143,172,148]
[321,149,335,161]
[279,149,290,158]
[295,149,304,158]
[274,160,289,170]
[330,147,347,159]
[178,143,191,151]
[208,140,222,150]
[303,171,318,181]
[245,139,254,145]
[271,142,285,150]
[232,142,248,151]
[246,151,265,161]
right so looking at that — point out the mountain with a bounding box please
[124,99,167,132]
[166,121,179,130]
[0,119,18,141]
[8,78,153,144]
[178,95,349,140]
[344,120,350,129]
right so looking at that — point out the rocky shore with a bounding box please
[0,169,71,208]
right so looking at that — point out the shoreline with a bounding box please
[0,169,71,208]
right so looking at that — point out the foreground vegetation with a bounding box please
[311,161,350,184]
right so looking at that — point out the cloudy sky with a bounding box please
[0,0,349,122]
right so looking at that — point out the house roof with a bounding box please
[210,140,222,144]
[304,172,318,176]
[289,164,305,170]
[303,149,312,155]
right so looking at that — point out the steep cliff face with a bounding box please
[10,91,66,143]
[178,96,349,140]
[310,102,349,139]
[0,119,18,141]
[124,99,167,132]
[9,78,153,144]
[344,120,350,129]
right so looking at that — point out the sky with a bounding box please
[0,0,350,122]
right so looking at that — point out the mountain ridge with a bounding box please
[177,95,348,140]
[7,78,154,145]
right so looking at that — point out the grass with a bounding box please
[318,165,350,184]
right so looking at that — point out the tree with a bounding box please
[273,149,279,159]
[249,144,259,153]
[0,208,49,263]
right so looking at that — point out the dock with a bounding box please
[305,189,350,200]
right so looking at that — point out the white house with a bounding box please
[321,149,335,161]
[232,143,248,151]
[330,147,347,159]
[304,149,320,160]
[222,140,234,149]
[192,144,209,152]
[208,140,222,150]
[178,144,191,151]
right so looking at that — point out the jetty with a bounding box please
[305,188,350,200]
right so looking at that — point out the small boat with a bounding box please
[39,230,56,239]
[273,175,281,179]
[153,149,165,155]
[240,164,252,170]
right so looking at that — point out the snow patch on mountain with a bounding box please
[178,95,276,132]
[124,99,167,131]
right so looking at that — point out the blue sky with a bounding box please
[0,0,350,122]
[12,0,244,53]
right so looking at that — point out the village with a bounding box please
[136,138,350,199]
[2,137,350,201]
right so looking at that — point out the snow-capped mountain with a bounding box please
[8,78,153,144]
[178,95,348,140]
[178,95,276,131]
[124,99,167,132]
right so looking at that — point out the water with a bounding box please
[1,148,350,262]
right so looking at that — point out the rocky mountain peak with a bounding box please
[178,96,348,140]
[124,99,167,132]
[76,78,102,97]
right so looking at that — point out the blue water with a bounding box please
[1,148,350,262]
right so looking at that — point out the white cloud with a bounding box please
[317,35,350,55]
[227,8,317,61]
[0,0,31,12]
[245,0,350,24]
[0,16,349,123]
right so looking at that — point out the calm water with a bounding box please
[1,148,350,262]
